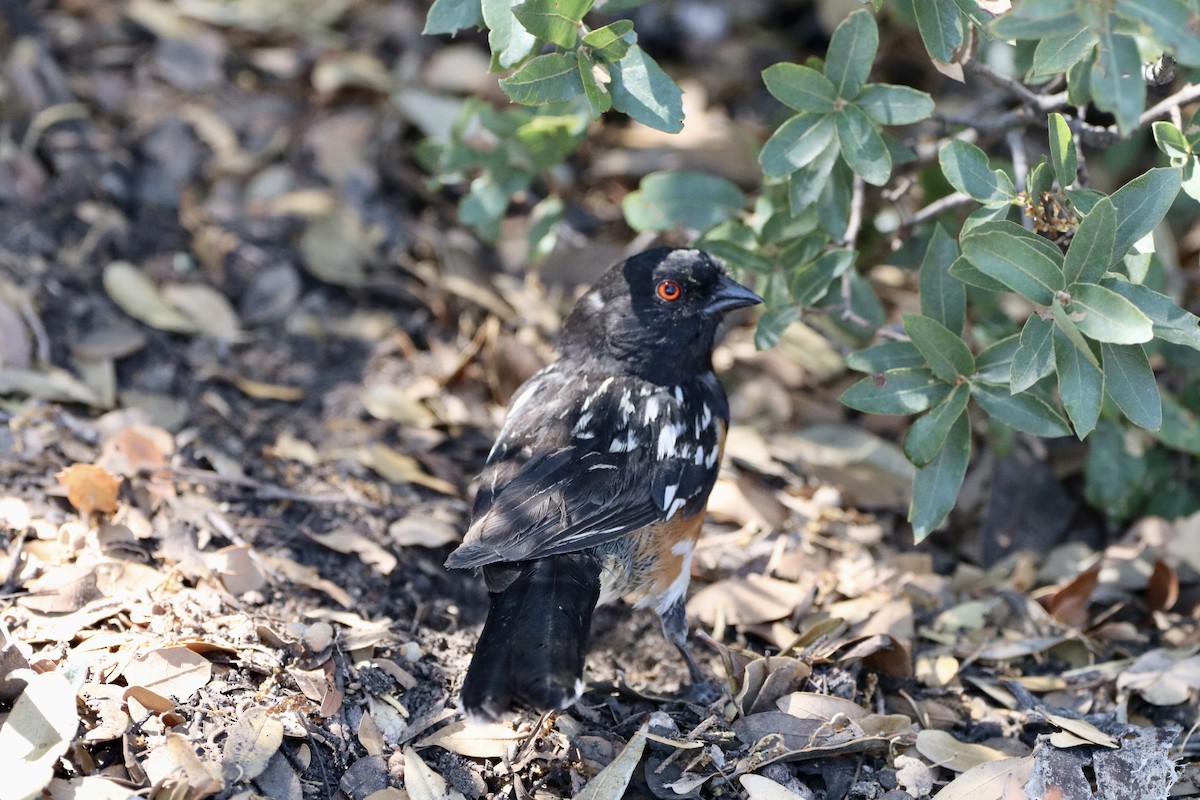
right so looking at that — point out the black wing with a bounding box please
[445,369,727,569]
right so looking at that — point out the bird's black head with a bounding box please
[559,247,762,382]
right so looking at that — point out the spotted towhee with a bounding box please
[446,247,761,721]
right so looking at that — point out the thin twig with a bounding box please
[1076,81,1200,147]
[139,465,384,509]
[965,60,1068,111]
[841,174,866,249]
[901,191,975,230]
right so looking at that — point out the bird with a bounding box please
[445,246,762,722]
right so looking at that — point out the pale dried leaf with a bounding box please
[363,444,457,495]
[687,574,813,627]
[930,756,1034,800]
[575,722,649,800]
[1039,712,1118,748]
[231,375,305,401]
[306,529,397,575]
[362,384,438,427]
[160,283,243,342]
[417,720,524,759]
[122,646,213,702]
[47,776,142,800]
[777,692,867,721]
[388,515,460,548]
[739,774,809,800]
[102,261,198,333]
[0,669,80,800]
[895,754,934,797]
[1116,649,1200,706]
[209,544,268,595]
[141,731,223,796]
[222,707,284,783]
[0,366,103,406]
[403,746,466,800]
[916,730,1013,773]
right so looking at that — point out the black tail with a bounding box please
[460,553,602,722]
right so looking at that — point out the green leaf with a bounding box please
[1090,29,1143,135]
[972,382,1072,437]
[1066,53,1092,107]
[609,45,684,133]
[1062,197,1115,284]
[760,114,838,178]
[948,254,1009,293]
[1152,121,1192,160]
[1029,27,1096,80]
[939,140,1016,206]
[904,313,974,382]
[499,52,584,105]
[1100,342,1162,429]
[1011,314,1054,392]
[483,0,538,68]
[1114,0,1200,68]
[990,0,1078,39]
[1110,168,1184,263]
[424,0,484,34]
[754,306,801,350]
[909,412,970,541]
[1051,299,1100,369]
[840,368,951,415]
[919,224,965,334]
[905,382,970,466]
[847,340,925,373]
[1066,283,1153,344]
[1047,113,1077,188]
[582,20,635,61]
[788,140,841,210]
[974,335,1021,383]
[836,103,891,186]
[1155,393,1200,456]
[790,249,856,306]
[515,113,586,169]
[824,10,878,99]
[527,195,564,262]
[578,54,612,117]
[459,174,511,241]
[762,63,838,113]
[512,0,592,48]
[1085,419,1146,519]
[1101,279,1200,350]
[817,160,854,240]
[1053,328,1102,439]
[854,84,935,126]
[621,171,746,233]
[960,221,1065,304]
[914,0,963,62]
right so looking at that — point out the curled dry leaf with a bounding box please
[1116,648,1200,706]
[388,515,460,548]
[777,691,867,722]
[363,443,457,495]
[57,463,121,515]
[209,543,268,595]
[1039,711,1118,749]
[98,424,173,475]
[140,732,223,797]
[1041,567,1099,628]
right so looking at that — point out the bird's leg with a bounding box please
[660,597,722,703]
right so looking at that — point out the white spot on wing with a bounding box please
[656,423,684,460]
[706,446,719,468]
[583,376,614,411]
[665,496,687,520]
[662,482,678,511]
[674,385,684,403]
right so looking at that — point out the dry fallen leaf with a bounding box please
[221,706,284,783]
[930,755,1034,800]
[1116,648,1200,706]
[57,463,121,515]
[687,574,814,627]
[739,774,810,800]
[403,746,467,800]
[363,443,457,495]
[161,283,243,342]
[306,529,397,575]
[122,646,213,703]
[102,261,198,334]
[575,722,649,800]
[916,729,1015,773]
[0,669,80,800]
[417,720,525,759]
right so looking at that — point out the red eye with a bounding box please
[656,280,683,302]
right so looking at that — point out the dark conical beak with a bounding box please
[705,275,763,315]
